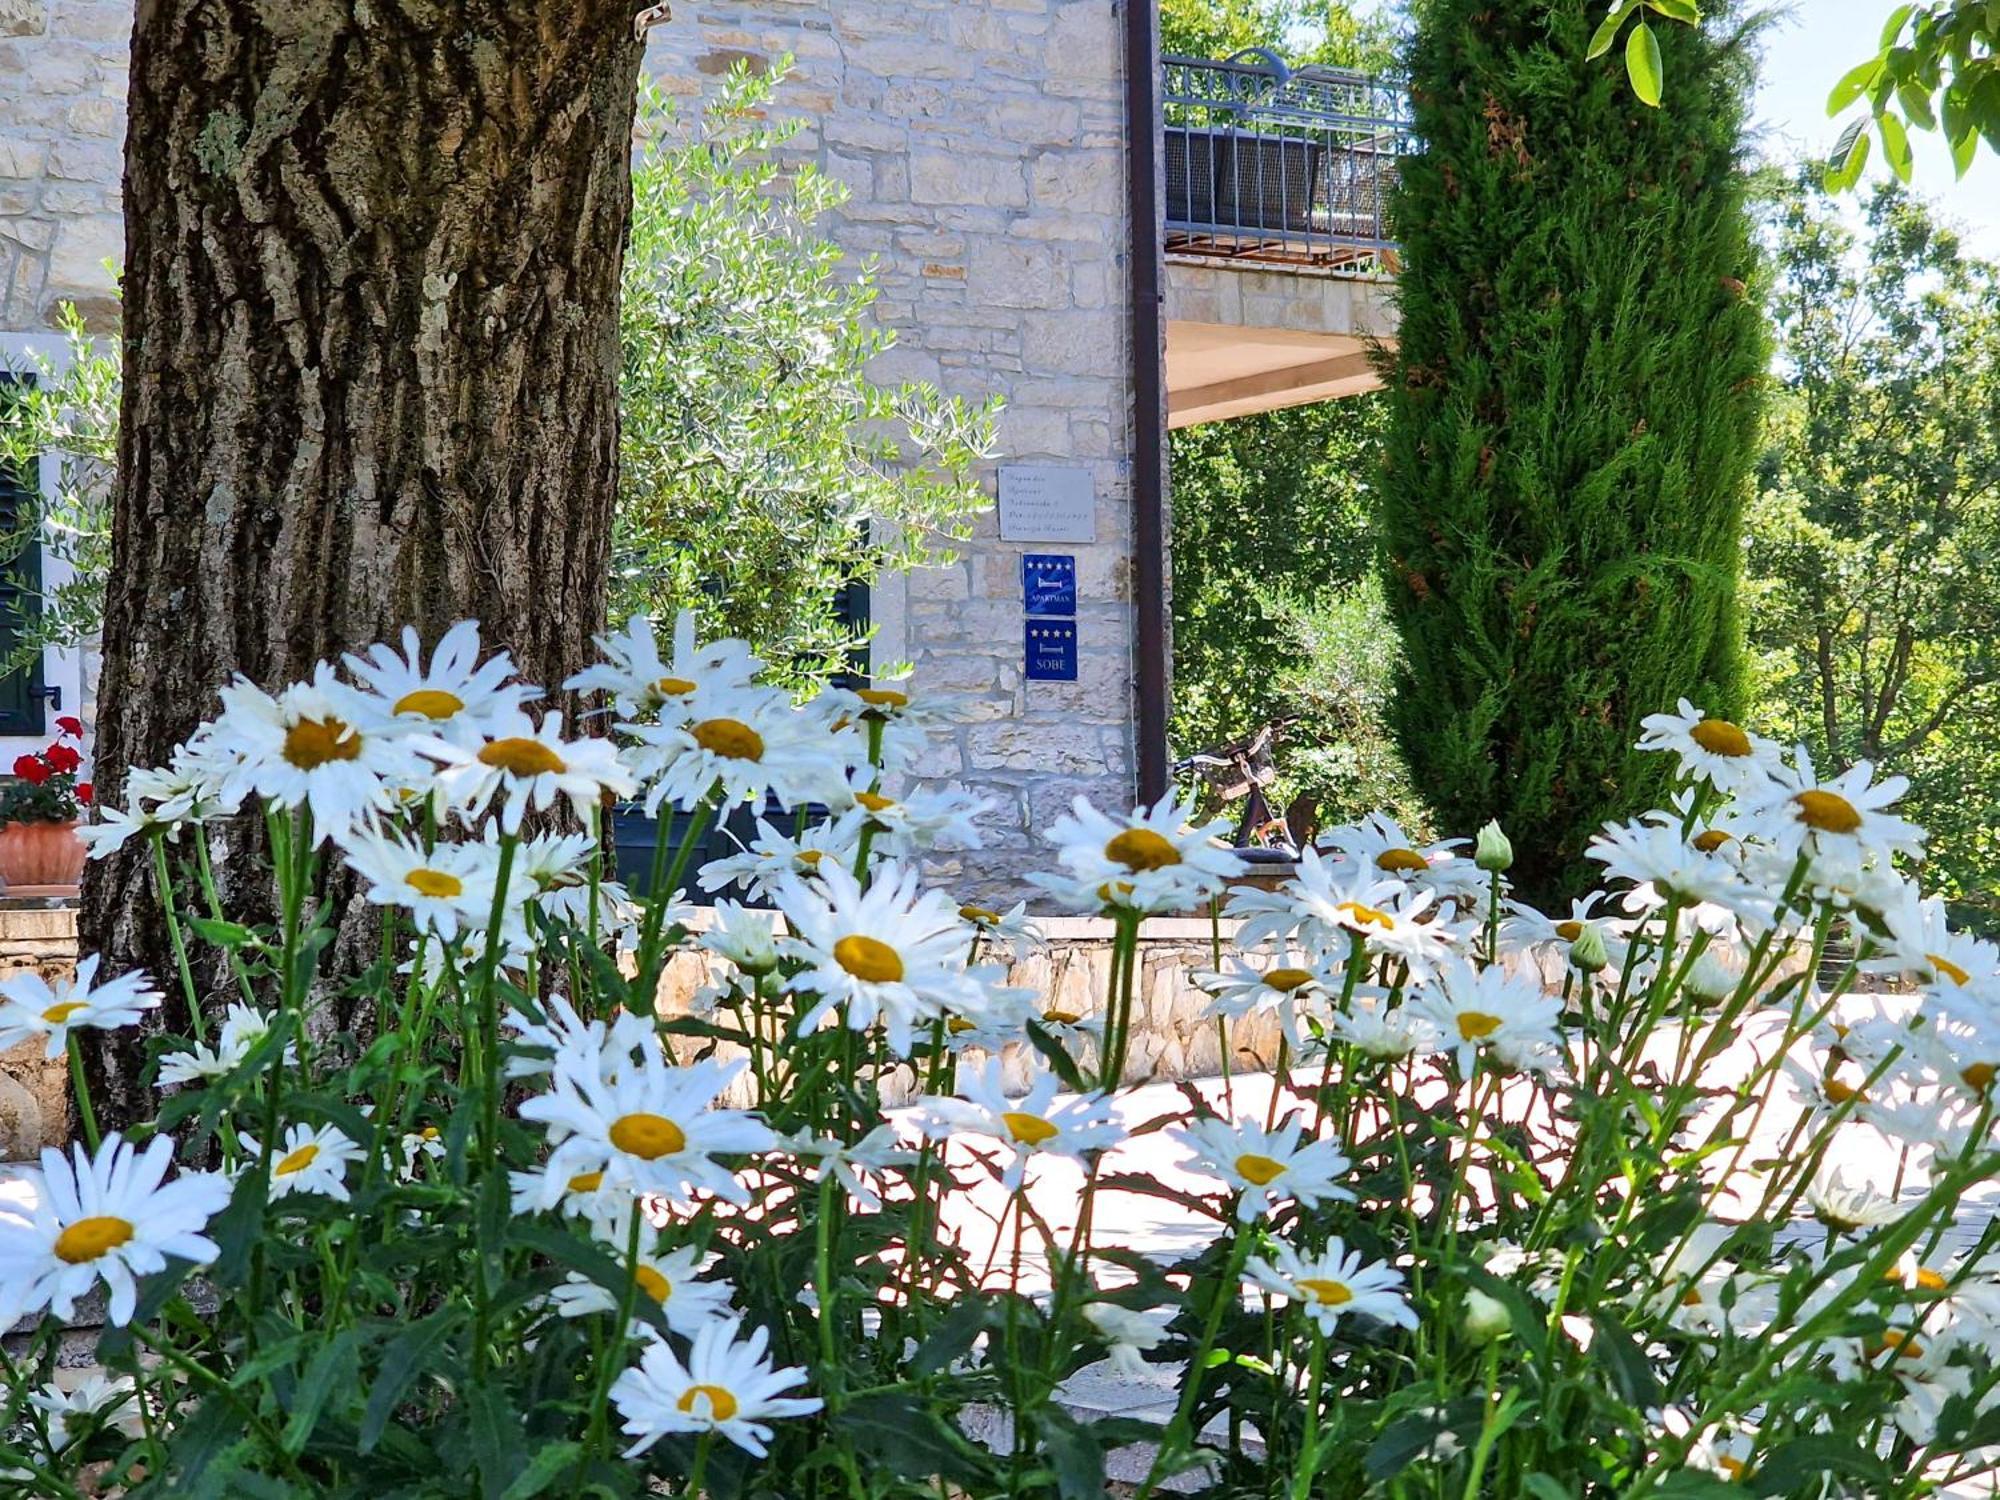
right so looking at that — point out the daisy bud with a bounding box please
[1474,820,1513,873]
[1464,1288,1511,1344]
[1684,950,1738,1003]
[1567,922,1610,975]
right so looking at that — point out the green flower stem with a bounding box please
[581,1207,647,1471]
[685,1429,714,1497]
[469,830,521,1379]
[150,833,205,1043]
[1288,1324,1328,1500]
[1098,907,1142,1089]
[64,1031,99,1151]
[1136,1224,1254,1500]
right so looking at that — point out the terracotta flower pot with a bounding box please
[0,818,86,891]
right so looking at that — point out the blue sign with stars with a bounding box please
[1025,619,1078,682]
[1022,553,1077,617]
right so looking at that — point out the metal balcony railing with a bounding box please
[1161,49,1413,275]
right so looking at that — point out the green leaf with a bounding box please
[1524,1477,1577,1500]
[1879,2,1914,47]
[1880,111,1913,182]
[1827,59,1884,115]
[1824,118,1872,191]
[1646,0,1701,24]
[466,1383,528,1499]
[281,1328,360,1456]
[1625,21,1664,107]
[189,916,254,949]
[1041,1410,1107,1500]
[838,1391,988,1485]
[1751,1433,1893,1494]
[1651,1476,1743,1498]
[500,1443,585,1500]
[1588,1312,1662,1410]
[1586,6,1628,60]
[1895,79,1937,130]
[360,1306,464,1453]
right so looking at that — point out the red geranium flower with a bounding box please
[76,781,93,806]
[55,715,83,738]
[43,743,81,774]
[13,754,50,785]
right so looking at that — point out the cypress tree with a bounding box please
[1378,1,1766,897]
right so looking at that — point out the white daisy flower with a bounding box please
[518,1050,774,1206]
[27,1372,147,1446]
[608,1317,822,1458]
[1083,1301,1172,1379]
[0,955,163,1061]
[208,664,425,840]
[502,993,657,1083]
[507,1163,624,1221]
[340,826,531,938]
[344,620,537,745]
[776,860,987,1058]
[697,814,866,902]
[914,1058,1122,1190]
[1736,746,1924,865]
[565,610,761,722]
[1635,699,1785,791]
[700,901,781,977]
[77,804,166,860]
[421,710,637,835]
[1322,997,1438,1061]
[0,1133,232,1329]
[240,1122,362,1202]
[1587,817,1765,915]
[829,782,989,854]
[1172,1114,1354,1222]
[957,899,1045,961]
[156,1002,293,1088]
[816,681,940,775]
[1246,1237,1418,1335]
[1864,888,1999,999]
[624,682,851,815]
[781,1124,916,1212]
[1406,958,1564,1075]
[1030,793,1243,915]
[1318,812,1482,905]
[1194,953,1328,1050]
[549,1238,735,1338]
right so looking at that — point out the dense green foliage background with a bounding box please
[1375,0,1767,894]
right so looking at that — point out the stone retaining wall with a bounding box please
[0,900,77,1155]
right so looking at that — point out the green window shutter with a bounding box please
[0,372,48,737]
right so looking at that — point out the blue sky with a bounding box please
[1753,0,2000,253]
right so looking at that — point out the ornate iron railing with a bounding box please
[1161,50,1413,274]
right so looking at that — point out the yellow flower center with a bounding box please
[1870,1330,1924,1361]
[1263,968,1315,993]
[1043,1008,1082,1025]
[420,1126,440,1141]
[960,905,1001,925]
[1930,953,1972,987]
[677,1384,739,1423]
[275,1142,319,1177]
[691,718,764,762]
[566,1171,604,1193]
[609,1112,688,1160]
[1456,1011,1503,1041]
[635,1265,673,1303]
[854,791,895,813]
[857,688,909,709]
[1824,1078,1866,1105]
[478,737,565,777]
[1335,901,1393,930]
[1554,920,1583,942]
[1375,847,1430,874]
[1234,1153,1286,1186]
[1795,789,1862,834]
[1913,1267,1948,1292]
[1003,1111,1059,1147]
[794,849,826,867]
[654,676,697,699]
[282,717,361,770]
[1962,1062,1997,1094]
[405,868,464,899]
[1295,1277,1353,1307]
[54,1215,135,1265]
[1097,880,1136,904]
[946,1017,978,1035]
[834,934,904,984]
[1692,829,1733,854]
[1690,719,1752,757]
[392,688,465,720]
[1681,1287,1706,1307]
[41,1001,85,1024]
[1719,1457,1748,1480]
[1105,828,1182,873]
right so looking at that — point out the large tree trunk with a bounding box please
[83,3,648,1121]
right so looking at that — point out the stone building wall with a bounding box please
[0,901,77,1157]
[643,2,1144,904]
[0,0,126,334]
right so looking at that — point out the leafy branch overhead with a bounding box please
[1596,0,2000,186]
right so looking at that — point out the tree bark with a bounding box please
[83,2,647,1121]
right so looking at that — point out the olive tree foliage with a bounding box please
[1159,0,1391,63]
[1748,170,2000,925]
[617,66,999,684]
[1596,0,2000,184]
[0,303,116,676]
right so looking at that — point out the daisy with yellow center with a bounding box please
[345,620,534,745]
[914,1058,1121,1190]
[0,1133,232,1331]
[609,1317,821,1458]
[1317,811,1483,905]
[519,1047,775,1206]
[623,681,847,816]
[340,826,529,940]
[1194,953,1330,1052]
[775,860,988,1058]
[1246,1237,1417,1336]
[1031,793,1243,915]
[549,1234,735,1338]
[419,708,636,835]
[0,954,164,1063]
[1738,745,1922,864]
[566,609,762,721]
[240,1123,362,1204]
[1636,698,1784,790]
[1172,1114,1354,1223]
[834,782,989,856]
[1406,958,1564,1076]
